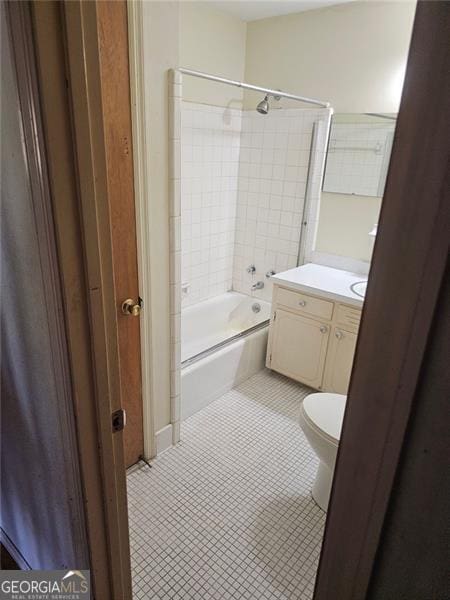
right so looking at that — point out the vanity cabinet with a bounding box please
[323,327,358,394]
[269,309,330,389]
[267,284,362,394]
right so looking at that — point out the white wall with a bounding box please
[181,102,241,306]
[180,1,247,107]
[142,1,179,432]
[244,1,416,113]
[315,192,381,262]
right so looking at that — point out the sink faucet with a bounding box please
[252,281,264,290]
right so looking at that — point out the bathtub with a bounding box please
[181,292,271,419]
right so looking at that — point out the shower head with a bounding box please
[256,92,281,115]
[256,95,270,115]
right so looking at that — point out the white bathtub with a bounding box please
[181,292,271,419]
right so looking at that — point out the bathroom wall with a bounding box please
[233,108,331,301]
[315,192,381,262]
[142,1,180,433]
[180,101,331,306]
[181,102,242,307]
[243,1,416,113]
[243,1,415,269]
[179,1,247,107]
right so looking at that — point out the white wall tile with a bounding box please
[232,108,330,300]
[180,103,330,306]
[181,101,242,307]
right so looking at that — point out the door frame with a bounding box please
[314,2,450,597]
[31,1,132,597]
[127,0,156,459]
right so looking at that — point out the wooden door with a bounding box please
[269,309,330,388]
[96,1,143,467]
[323,327,358,394]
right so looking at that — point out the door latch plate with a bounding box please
[112,408,126,432]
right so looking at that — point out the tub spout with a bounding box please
[252,281,264,290]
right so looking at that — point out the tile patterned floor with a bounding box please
[128,369,325,600]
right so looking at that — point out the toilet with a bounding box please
[299,392,347,511]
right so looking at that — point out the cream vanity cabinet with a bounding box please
[266,285,361,394]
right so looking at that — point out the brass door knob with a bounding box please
[121,298,142,316]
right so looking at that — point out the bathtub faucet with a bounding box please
[252,281,264,290]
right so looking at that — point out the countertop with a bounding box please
[271,263,366,308]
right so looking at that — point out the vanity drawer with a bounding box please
[336,304,362,332]
[276,287,334,321]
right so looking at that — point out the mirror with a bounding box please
[323,114,396,197]
[314,113,397,265]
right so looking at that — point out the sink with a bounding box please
[350,280,367,298]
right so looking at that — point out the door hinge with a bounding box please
[112,409,126,433]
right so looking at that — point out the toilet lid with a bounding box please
[302,393,347,442]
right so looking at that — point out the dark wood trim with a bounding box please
[31,1,132,597]
[96,0,143,468]
[314,2,450,598]
[368,261,450,599]
[60,1,132,596]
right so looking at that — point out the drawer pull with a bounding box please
[335,330,343,340]
[298,300,306,307]
[320,325,328,334]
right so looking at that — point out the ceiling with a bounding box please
[209,0,356,22]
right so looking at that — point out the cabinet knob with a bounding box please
[298,300,306,307]
[320,325,328,334]
[335,330,343,340]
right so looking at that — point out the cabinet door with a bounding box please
[269,309,330,389]
[323,327,358,394]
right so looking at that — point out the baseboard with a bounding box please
[155,424,173,455]
[0,527,31,570]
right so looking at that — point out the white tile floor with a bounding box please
[128,369,325,600]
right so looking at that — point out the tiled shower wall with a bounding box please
[232,108,331,303]
[180,102,331,308]
[181,102,242,307]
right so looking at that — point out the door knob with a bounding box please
[320,325,328,334]
[121,298,142,316]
